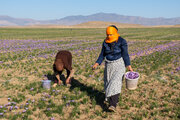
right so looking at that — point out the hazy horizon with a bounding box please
[0,0,180,20]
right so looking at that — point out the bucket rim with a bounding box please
[42,80,51,82]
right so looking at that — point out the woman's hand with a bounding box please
[92,63,99,70]
[126,65,133,71]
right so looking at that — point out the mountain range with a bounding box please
[0,13,180,26]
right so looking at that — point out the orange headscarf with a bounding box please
[105,26,120,43]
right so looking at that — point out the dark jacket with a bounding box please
[53,50,72,74]
[96,37,130,66]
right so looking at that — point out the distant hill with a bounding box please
[0,16,41,26]
[54,13,180,26]
[73,21,145,28]
[0,13,180,26]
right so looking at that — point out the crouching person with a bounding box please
[53,50,74,87]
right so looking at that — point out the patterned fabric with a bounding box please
[104,57,126,98]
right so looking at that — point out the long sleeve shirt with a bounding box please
[54,50,72,72]
[96,37,130,66]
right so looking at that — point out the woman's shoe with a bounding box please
[108,106,116,112]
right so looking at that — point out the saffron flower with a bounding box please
[126,72,139,79]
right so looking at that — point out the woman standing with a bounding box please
[92,25,133,112]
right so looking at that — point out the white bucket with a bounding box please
[125,72,140,90]
[42,80,51,89]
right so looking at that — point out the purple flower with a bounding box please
[30,88,34,91]
[32,99,35,103]
[0,106,3,109]
[51,117,55,120]
[66,103,70,107]
[8,98,11,101]
[70,100,75,103]
[7,102,11,105]
[41,98,46,101]
[22,110,26,113]
[45,94,51,98]
[0,113,3,116]
[126,72,139,79]
[176,66,180,72]
[11,102,16,105]
[9,106,13,111]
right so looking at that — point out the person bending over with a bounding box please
[53,50,74,87]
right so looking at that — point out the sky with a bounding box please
[0,0,180,20]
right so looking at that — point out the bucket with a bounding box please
[125,71,140,90]
[42,80,51,89]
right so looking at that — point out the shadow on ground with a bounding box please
[46,74,108,111]
[46,73,67,85]
[70,77,108,111]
